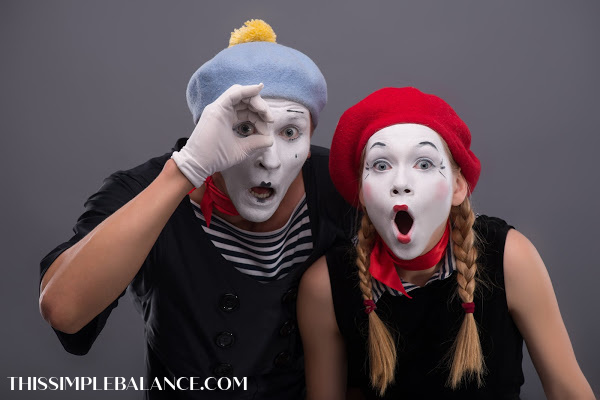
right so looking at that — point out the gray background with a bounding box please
[1,0,598,399]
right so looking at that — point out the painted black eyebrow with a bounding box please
[286,109,304,114]
[370,142,386,149]
[418,141,438,150]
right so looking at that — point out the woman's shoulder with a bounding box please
[299,246,362,333]
[300,243,358,310]
[473,214,513,240]
[299,255,331,298]
[316,244,365,336]
[471,215,515,288]
[325,243,358,283]
[473,214,514,259]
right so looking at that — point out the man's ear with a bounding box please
[452,171,468,206]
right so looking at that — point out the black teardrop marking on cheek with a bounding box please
[295,154,298,158]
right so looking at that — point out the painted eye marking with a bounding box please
[234,121,257,136]
[365,162,370,171]
[280,126,301,141]
[373,160,392,171]
[439,159,447,178]
[286,109,304,114]
[364,173,370,180]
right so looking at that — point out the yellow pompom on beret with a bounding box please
[229,19,277,47]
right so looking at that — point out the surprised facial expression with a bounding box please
[361,124,455,260]
[220,98,311,222]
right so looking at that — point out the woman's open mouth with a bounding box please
[393,205,413,244]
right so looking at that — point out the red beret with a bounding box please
[329,87,481,207]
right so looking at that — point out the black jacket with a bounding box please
[40,140,355,399]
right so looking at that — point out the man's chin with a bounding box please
[234,201,281,223]
[236,210,276,223]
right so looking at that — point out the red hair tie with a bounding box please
[364,299,377,314]
[461,302,475,314]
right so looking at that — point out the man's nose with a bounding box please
[255,140,281,170]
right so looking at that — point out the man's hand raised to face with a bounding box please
[172,83,275,188]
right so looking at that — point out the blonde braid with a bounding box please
[447,197,485,388]
[356,213,397,396]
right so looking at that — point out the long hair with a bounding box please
[447,196,485,388]
[355,212,397,396]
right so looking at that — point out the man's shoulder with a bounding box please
[304,145,356,235]
[309,144,330,158]
[107,141,180,192]
[305,145,330,174]
[116,152,171,180]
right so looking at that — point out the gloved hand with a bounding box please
[172,83,274,187]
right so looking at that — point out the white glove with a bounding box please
[172,83,274,187]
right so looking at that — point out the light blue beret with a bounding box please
[186,41,327,127]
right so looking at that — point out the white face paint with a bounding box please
[361,124,454,260]
[220,98,311,222]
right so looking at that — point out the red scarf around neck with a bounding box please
[198,176,239,227]
[369,221,450,298]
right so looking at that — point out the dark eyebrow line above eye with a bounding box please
[418,141,438,151]
[282,114,306,123]
[286,110,304,114]
[370,142,386,149]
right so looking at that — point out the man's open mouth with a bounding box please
[249,186,275,199]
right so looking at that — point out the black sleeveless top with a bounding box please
[327,216,524,400]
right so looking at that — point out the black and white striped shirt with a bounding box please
[372,241,457,303]
[190,196,313,283]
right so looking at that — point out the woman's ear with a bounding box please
[452,172,468,206]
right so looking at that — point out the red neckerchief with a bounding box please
[198,176,239,227]
[369,221,450,299]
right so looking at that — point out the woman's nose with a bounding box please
[391,187,412,195]
[390,171,412,196]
